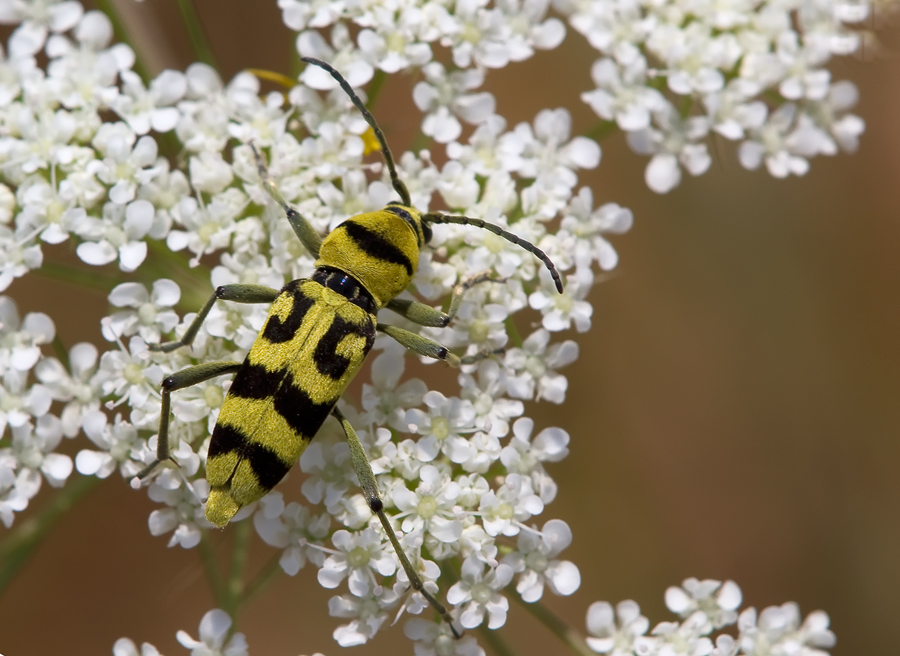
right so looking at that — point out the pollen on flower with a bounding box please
[203,385,224,408]
[122,362,145,385]
[361,127,381,155]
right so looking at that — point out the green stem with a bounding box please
[93,0,184,160]
[155,129,186,168]
[648,75,667,92]
[33,260,120,294]
[366,69,387,111]
[409,129,431,155]
[93,0,151,81]
[505,317,524,349]
[513,595,595,656]
[478,625,517,656]
[176,0,218,69]
[506,190,524,224]
[584,119,617,142]
[762,89,783,105]
[144,240,213,311]
[289,46,303,80]
[240,552,283,606]
[227,519,252,617]
[51,333,69,363]
[198,529,228,609]
[0,475,102,595]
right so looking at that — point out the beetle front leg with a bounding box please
[378,323,501,367]
[250,142,324,258]
[385,271,499,328]
[152,284,279,353]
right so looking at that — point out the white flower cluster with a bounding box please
[0,296,76,525]
[0,288,160,525]
[0,3,184,291]
[115,608,248,656]
[586,578,836,656]
[0,0,858,652]
[111,579,836,656]
[0,0,620,647]
[555,0,881,192]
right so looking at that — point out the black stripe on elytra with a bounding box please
[207,422,247,460]
[244,440,292,490]
[312,267,377,315]
[272,372,335,438]
[313,317,351,380]
[342,220,414,276]
[313,314,372,379]
[227,361,283,399]
[208,424,291,490]
[262,283,316,344]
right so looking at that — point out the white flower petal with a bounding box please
[547,560,580,595]
[199,608,232,643]
[645,154,681,194]
[118,241,147,272]
[77,241,118,266]
[41,453,73,484]
[666,586,692,613]
[22,312,55,343]
[75,450,105,476]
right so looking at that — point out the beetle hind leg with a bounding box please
[332,407,462,638]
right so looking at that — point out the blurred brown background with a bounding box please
[1,1,898,654]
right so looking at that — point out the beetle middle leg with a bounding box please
[135,361,242,481]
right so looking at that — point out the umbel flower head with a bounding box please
[0,0,881,651]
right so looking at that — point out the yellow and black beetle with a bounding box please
[138,57,563,634]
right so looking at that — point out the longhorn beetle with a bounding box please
[138,57,564,636]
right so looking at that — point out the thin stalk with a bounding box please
[176,0,218,69]
[144,241,213,311]
[505,317,524,349]
[289,45,303,80]
[93,0,151,81]
[0,475,102,595]
[762,89,783,105]
[648,75,668,92]
[198,529,228,609]
[156,129,186,168]
[33,260,120,294]
[240,552,283,605]
[478,625,517,656]
[584,119,617,142]
[409,129,431,155]
[505,188,524,224]
[227,519,252,616]
[513,595,595,656]
[366,69,387,111]
[51,333,69,363]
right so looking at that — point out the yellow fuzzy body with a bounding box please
[205,276,376,526]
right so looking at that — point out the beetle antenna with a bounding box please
[423,213,564,293]
[301,57,412,208]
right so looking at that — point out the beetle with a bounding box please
[138,57,563,634]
